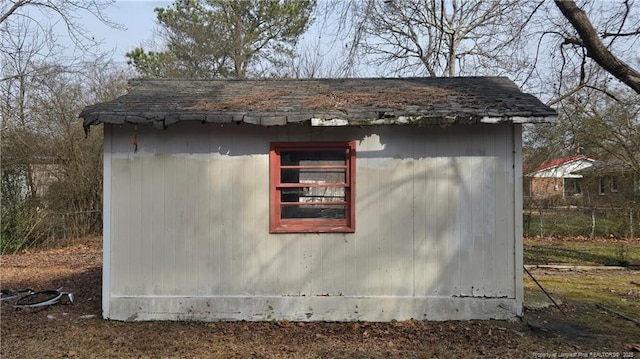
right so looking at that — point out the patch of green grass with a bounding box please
[525,270,640,327]
[525,237,640,336]
[524,238,640,266]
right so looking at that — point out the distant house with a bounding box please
[525,155,597,198]
[3,156,64,200]
[30,157,65,198]
[576,161,640,204]
[80,77,556,322]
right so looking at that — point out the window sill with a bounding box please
[270,225,355,234]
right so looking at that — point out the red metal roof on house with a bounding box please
[534,155,592,172]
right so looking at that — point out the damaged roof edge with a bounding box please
[79,77,558,134]
[82,112,557,137]
[480,116,558,124]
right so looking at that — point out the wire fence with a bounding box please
[4,204,638,253]
[523,202,639,239]
[44,210,102,242]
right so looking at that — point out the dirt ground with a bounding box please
[1,237,639,358]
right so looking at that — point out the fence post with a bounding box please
[539,207,544,237]
[590,209,596,239]
[631,208,635,239]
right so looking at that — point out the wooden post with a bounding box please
[630,207,634,239]
[538,207,543,237]
[590,208,596,239]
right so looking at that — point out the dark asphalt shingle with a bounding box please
[80,77,557,131]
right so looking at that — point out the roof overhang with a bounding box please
[80,77,558,135]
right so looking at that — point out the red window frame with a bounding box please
[269,141,356,233]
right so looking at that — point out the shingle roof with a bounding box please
[79,77,556,132]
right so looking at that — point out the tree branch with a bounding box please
[562,37,583,46]
[546,83,585,106]
[554,0,640,94]
[602,29,640,38]
[0,0,30,25]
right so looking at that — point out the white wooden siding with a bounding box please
[105,122,520,321]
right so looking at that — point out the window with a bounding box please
[564,178,582,197]
[611,176,619,192]
[599,177,606,195]
[270,142,355,233]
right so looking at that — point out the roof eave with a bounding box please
[480,115,557,124]
[81,113,558,129]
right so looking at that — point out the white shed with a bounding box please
[80,77,556,322]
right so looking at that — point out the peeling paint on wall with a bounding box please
[104,122,520,321]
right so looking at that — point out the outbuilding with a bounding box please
[80,77,556,322]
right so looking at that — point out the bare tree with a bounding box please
[281,41,343,79]
[554,0,640,95]
[0,1,126,251]
[521,1,639,162]
[1,59,130,252]
[319,0,535,77]
[317,1,638,99]
[520,0,640,104]
[571,92,640,176]
[0,0,120,48]
[1,0,122,83]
